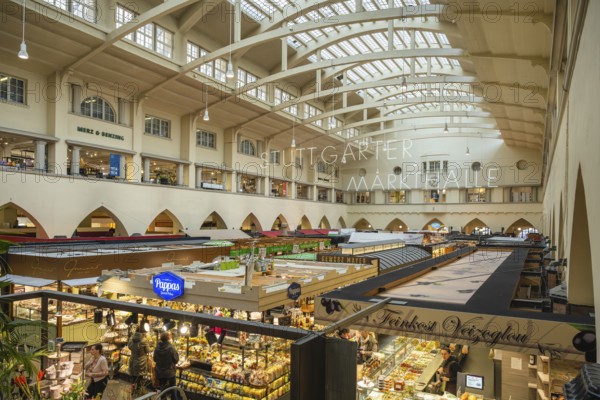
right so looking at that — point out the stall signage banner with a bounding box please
[314,297,595,360]
[287,282,301,300]
[152,272,184,301]
[109,154,120,177]
[430,222,442,229]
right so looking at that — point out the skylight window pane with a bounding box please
[399,31,411,44]
[451,59,461,67]
[296,32,312,43]
[362,63,378,75]
[350,38,369,53]
[373,33,389,49]
[373,60,389,74]
[252,0,275,16]
[240,0,267,21]
[363,0,377,11]
[338,41,358,55]
[362,35,382,51]
[310,29,323,38]
[288,37,302,48]
[440,57,449,65]
[308,54,318,62]
[438,33,450,45]
[423,31,436,45]
[414,31,426,45]
[322,27,335,33]
[417,57,427,65]
[373,0,387,9]
[393,33,405,49]
[347,70,360,82]
[328,45,346,57]
[306,10,320,20]
[321,49,334,60]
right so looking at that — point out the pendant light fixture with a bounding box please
[225,6,235,79]
[443,122,449,134]
[329,71,336,129]
[465,146,470,156]
[291,118,296,148]
[203,83,209,121]
[18,0,28,59]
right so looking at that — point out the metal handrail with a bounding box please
[134,386,188,400]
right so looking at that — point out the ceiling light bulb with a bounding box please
[465,146,470,156]
[226,61,235,78]
[376,168,380,175]
[18,41,28,60]
[203,108,209,121]
[341,156,346,164]
[291,138,296,148]
[443,123,449,134]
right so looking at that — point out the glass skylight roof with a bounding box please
[229,0,467,136]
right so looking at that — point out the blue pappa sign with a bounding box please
[287,282,301,300]
[152,272,184,301]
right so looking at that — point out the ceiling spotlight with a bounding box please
[203,108,209,121]
[465,146,470,156]
[163,319,176,331]
[94,309,103,324]
[125,313,138,325]
[141,316,150,332]
[106,310,116,327]
[179,323,190,335]
[443,123,449,134]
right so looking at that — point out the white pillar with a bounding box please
[196,166,202,188]
[34,141,46,171]
[222,170,228,191]
[264,175,270,196]
[313,184,318,201]
[143,158,150,182]
[331,188,336,203]
[177,164,184,186]
[71,146,80,176]
[291,181,297,199]
[119,154,126,180]
[231,171,238,193]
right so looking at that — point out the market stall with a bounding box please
[315,246,594,400]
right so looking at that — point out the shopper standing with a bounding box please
[357,331,378,364]
[153,332,179,400]
[128,326,151,395]
[85,344,109,399]
[437,346,459,395]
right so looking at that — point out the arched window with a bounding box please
[81,96,116,122]
[239,139,256,156]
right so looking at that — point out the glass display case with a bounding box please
[358,338,443,400]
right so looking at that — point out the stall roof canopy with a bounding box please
[326,246,431,272]
[0,274,55,287]
[100,258,378,311]
[62,277,100,286]
[186,229,251,240]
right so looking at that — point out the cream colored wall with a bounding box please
[0,172,348,238]
[347,203,541,233]
[67,114,133,148]
[341,137,542,192]
[543,2,600,311]
[0,67,48,135]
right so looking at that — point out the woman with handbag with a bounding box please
[85,344,109,399]
[128,326,151,395]
[153,332,179,400]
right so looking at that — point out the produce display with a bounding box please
[177,337,291,400]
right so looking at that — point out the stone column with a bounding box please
[71,146,80,175]
[34,141,47,171]
[143,158,150,182]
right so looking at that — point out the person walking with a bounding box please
[153,332,179,399]
[84,344,109,400]
[128,326,151,395]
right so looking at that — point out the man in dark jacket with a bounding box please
[128,326,151,394]
[153,331,179,399]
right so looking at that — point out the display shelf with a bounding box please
[179,367,290,400]
[538,371,550,384]
[537,356,551,400]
